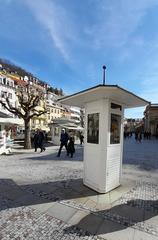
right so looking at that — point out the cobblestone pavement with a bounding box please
[0,139,158,239]
[0,207,101,240]
[51,182,158,237]
[123,137,158,171]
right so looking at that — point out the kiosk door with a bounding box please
[106,103,123,192]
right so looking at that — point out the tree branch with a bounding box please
[0,98,24,118]
[28,95,40,111]
[6,98,25,118]
[0,89,46,122]
[28,110,47,120]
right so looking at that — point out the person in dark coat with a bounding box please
[138,132,142,143]
[57,129,69,157]
[135,131,138,142]
[33,129,40,152]
[79,134,84,145]
[67,137,75,158]
[38,130,45,152]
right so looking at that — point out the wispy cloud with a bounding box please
[2,0,158,111]
[140,76,158,103]
[4,0,13,4]
[125,38,158,118]
[25,0,77,62]
[88,0,158,49]
[137,42,158,102]
[25,0,158,67]
[25,0,158,64]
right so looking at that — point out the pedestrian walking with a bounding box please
[135,131,138,142]
[57,129,69,157]
[138,132,142,143]
[38,130,45,152]
[79,134,84,145]
[33,129,40,152]
[67,137,75,158]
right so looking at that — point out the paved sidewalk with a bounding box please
[0,138,158,239]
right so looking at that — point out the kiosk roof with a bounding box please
[58,85,149,108]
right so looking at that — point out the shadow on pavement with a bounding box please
[0,178,95,211]
[1,178,158,236]
[64,199,158,236]
[23,146,83,162]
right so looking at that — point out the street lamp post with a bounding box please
[103,65,106,85]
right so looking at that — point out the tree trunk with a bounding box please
[24,119,31,149]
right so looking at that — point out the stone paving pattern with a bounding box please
[0,138,158,239]
[0,207,101,240]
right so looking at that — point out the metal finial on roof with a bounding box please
[103,65,106,85]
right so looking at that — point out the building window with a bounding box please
[1,91,7,98]
[111,103,122,111]
[8,93,12,99]
[3,78,6,85]
[87,113,99,144]
[10,81,14,87]
[54,127,59,136]
[110,114,121,144]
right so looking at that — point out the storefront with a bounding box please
[0,113,23,154]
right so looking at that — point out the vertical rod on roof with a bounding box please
[103,65,106,85]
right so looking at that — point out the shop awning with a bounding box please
[52,123,84,131]
[31,126,50,132]
[0,118,24,125]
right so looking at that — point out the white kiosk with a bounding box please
[59,85,148,193]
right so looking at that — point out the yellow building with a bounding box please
[30,101,49,132]
[0,68,71,133]
[46,92,68,123]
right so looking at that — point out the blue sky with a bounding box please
[0,0,158,118]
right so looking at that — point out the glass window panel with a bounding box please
[87,113,99,144]
[110,114,121,144]
[54,127,59,136]
[111,103,122,111]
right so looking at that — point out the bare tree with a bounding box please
[0,84,47,149]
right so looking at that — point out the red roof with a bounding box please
[10,77,27,86]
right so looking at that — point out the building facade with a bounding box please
[0,74,16,118]
[144,104,158,135]
[70,106,81,124]
[0,64,82,136]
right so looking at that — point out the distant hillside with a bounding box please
[0,58,33,77]
[0,58,64,96]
